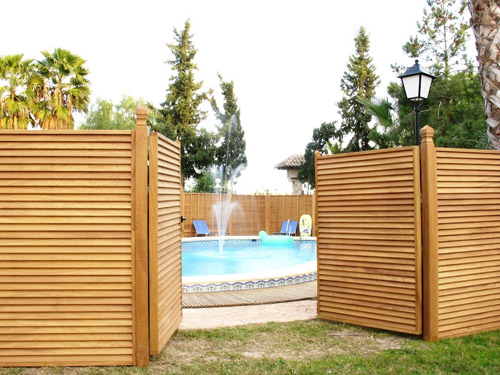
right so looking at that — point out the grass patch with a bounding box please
[2,320,500,374]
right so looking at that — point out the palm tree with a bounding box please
[0,54,35,129]
[469,0,500,149]
[357,97,408,149]
[36,48,90,129]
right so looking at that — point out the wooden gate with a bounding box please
[315,147,422,334]
[148,133,182,355]
[0,130,142,366]
[420,126,500,340]
[0,108,183,367]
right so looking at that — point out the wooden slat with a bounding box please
[149,133,182,356]
[0,130,135,367]
[434,146,500,339]
[316,147,422,335]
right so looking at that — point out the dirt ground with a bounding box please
[151,322,411,373]
[1,320,413,375]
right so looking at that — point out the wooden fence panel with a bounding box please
[181,193,313,237]
[435,147,500,338]
[316,147,422,335]
[149,133,182,355]
[0,131,138,366]
[229,195,264,236]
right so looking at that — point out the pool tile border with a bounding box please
[183,272,317,293]
[182,236,317,294]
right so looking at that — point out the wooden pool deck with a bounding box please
[183,281,317,308]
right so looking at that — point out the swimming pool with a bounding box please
[182,237,317,293]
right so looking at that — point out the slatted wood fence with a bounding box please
[181,193,314,237]
[0,108,182,367]
[315,147,422,335]
[148,133,182,355]
[316,125,500,341]
[421,126,500,340]
[0,130,140,366]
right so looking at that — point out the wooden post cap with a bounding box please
[420,125,434,141]
[136,107,148,126]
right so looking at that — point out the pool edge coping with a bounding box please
[181,236,317,293]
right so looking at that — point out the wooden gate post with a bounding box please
[314,151,321,311]
[265,190,271,234]
[134,107,150,365]
[311,191,316,238]
[420,126,439,341]
[180,185,185,237]
[314,151,320,238]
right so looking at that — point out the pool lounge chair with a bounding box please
[272,220,298,236]
[193,220,215,236]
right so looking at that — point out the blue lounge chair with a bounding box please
[272,220,298,236]
[193,220,215,236]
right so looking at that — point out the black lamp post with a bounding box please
[398,60,436,145]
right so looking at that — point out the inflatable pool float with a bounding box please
[259,231,293,246]
[299,214,312,237]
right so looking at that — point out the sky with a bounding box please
[3,0,471,193]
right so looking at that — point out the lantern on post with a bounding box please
[398,60,436,145]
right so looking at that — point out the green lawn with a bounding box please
[2,319,500,375]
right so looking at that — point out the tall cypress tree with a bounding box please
[403,0,470,79]
[337,26,379,152]
[152,19,213,184]
[210,74,247,183]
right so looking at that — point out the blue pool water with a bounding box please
[182,240,316,277]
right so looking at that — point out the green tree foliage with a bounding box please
[80,96,146,130]
[428,70,487,148]
[297,122,339,189]
[402,0,471,79]
[374,0,487,149]
[364,72,487,150]
[211,74,247,183]
[298,27,376,188]
[36,48,90,129]
[0,49,90,129]
[151,19,212,185]
[357,97,407,149]
[192,169,215,193]
[0,54,35,129]
[337,26,380,152]
[182,127,217,187]
[387,68,488,148]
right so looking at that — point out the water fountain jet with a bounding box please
[212,164,245,253]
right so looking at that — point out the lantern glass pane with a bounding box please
[419,75,433,99]
[402,75,420,100]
